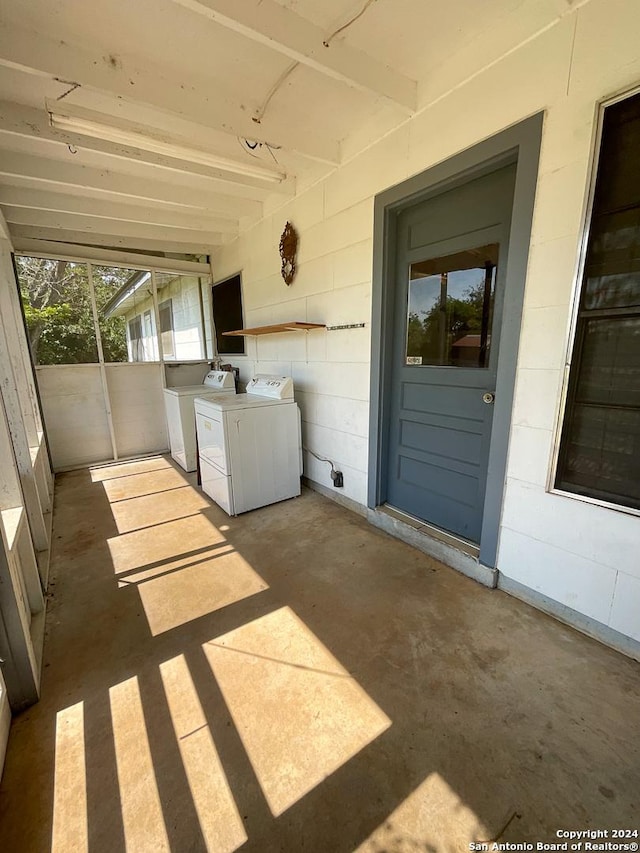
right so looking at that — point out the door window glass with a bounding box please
[406,243,499,368]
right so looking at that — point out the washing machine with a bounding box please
[164,370,235,472]
[194,375,302,515]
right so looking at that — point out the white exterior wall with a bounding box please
[123,275,207,362]
[166,275,205,361]
[212,0,640,647]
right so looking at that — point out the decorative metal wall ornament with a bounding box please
[279,221,298,286]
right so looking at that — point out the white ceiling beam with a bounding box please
[0,101,294,194]
[172,0,417,112]
[0,23,340,165]
[9,225,221,256]
[4,208,228,247]
[0,150,266,213]
[0,174,261,219]
[0,188,239,234]
[0,207,11,244]
[12,239,212,274]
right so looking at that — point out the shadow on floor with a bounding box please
[1,455,639,853]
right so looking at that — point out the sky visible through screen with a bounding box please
[408,266,487,320]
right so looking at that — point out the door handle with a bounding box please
[482,392,495,404]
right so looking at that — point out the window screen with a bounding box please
[212,274,245,355]
[15,259,97,365]
[556,91,640,509]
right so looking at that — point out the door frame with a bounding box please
[368,113,543,568]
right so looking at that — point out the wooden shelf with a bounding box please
[223,322,326,337]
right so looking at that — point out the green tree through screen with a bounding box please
[16,257,129,365]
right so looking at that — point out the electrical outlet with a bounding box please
[331,470,344,488]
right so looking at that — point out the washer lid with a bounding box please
[164,371,235,397]
[194,393,295,412]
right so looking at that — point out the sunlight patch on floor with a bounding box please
[101,467,190,503]
[134,545,268,635]
[354,772,490,852]
[104,481,268,637]
[107,514,228,575]
[204,606,392,817]
[52,701,88,853]
[89,457,172,482]
[108,487,211,535]
[109,676,169,852]
[160,654,247,853]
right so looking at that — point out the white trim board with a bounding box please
[0,668,10,778]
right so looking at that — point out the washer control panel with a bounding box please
[203,371,235,389]
[246,375,294,399]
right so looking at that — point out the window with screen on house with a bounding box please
[159,299,175,359]
[212,274,245,355]
[127,316,144,362]
[556,91,640,510]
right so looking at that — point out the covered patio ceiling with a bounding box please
[0,0,579,261]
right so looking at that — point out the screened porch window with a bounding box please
[556,91,640,510]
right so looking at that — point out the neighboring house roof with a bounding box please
[102,271,152,318]
[452,334,482,348]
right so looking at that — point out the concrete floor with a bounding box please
[0,456,639,852]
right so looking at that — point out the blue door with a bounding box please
[386,164,516,543]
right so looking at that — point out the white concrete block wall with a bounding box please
[165,275,204,361]
[497,0,640,640]
[164,361,210,388]
[211,0,640,648]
